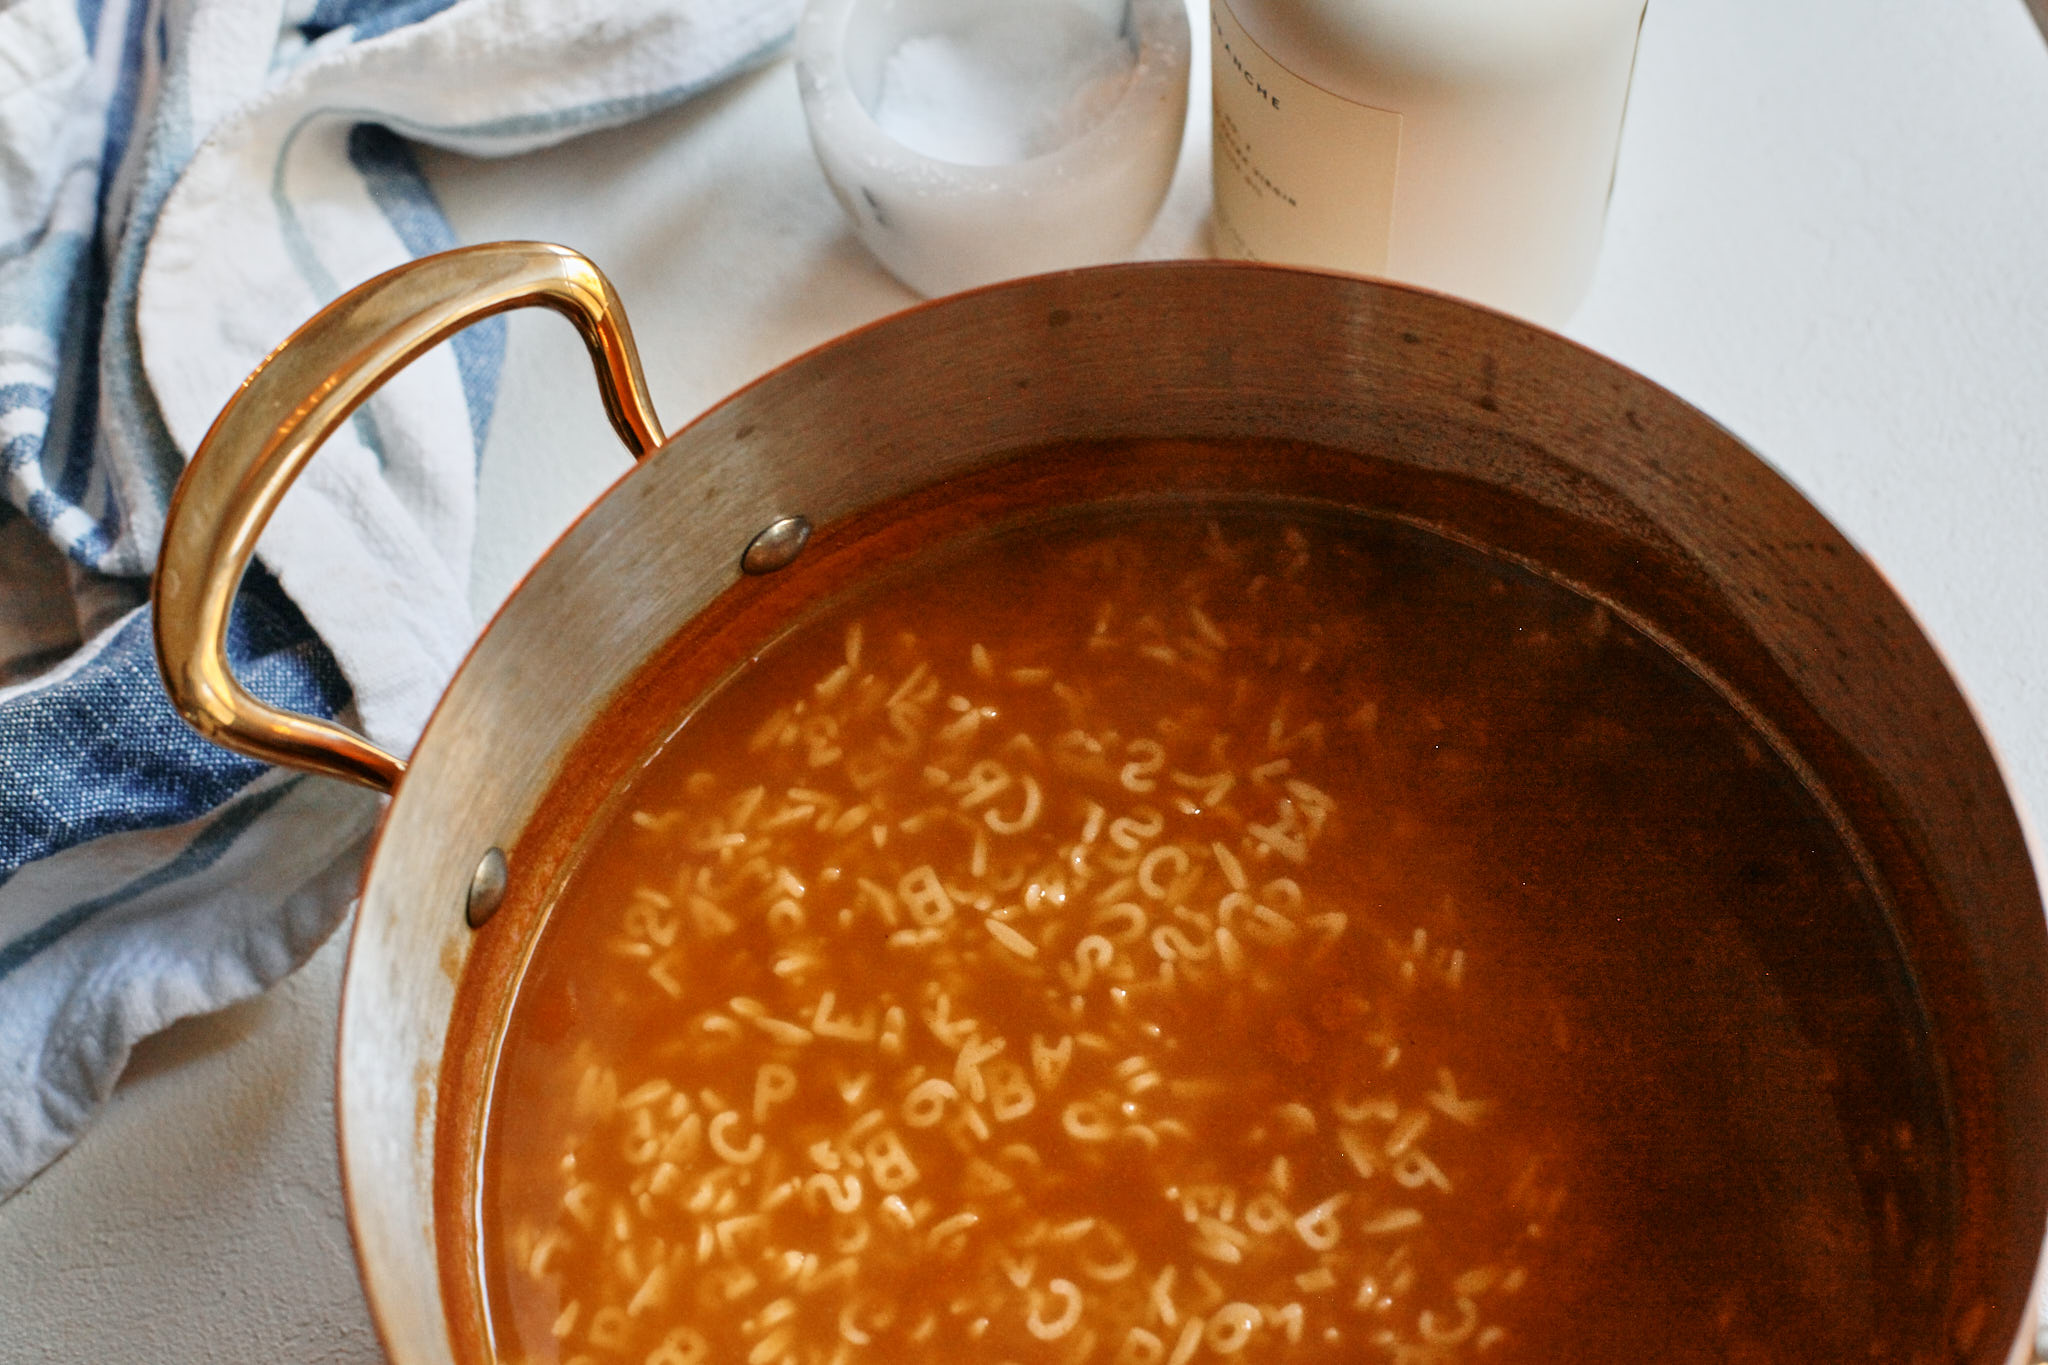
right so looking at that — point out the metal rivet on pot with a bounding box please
[742,516,812,575]
[467,846,508,929]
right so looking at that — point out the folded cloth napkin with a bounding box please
[0,0,800,1199]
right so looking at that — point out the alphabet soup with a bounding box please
[477,505,1941,1364]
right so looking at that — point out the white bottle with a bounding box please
[1210,0,1646,327]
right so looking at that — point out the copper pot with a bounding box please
[152,243,2048,1364]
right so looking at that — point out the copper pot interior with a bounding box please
[330,264,2045,1365]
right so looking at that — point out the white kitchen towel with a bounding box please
[0,0,800,1199]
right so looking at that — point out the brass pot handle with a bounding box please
[152,241,665,796]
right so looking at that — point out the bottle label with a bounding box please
[1210,0,1403,274]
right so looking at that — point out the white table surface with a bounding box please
[5,0,2047,1359]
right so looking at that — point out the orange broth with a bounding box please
[477,503,1945,1365]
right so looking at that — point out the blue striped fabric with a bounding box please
[346,124,505,456]
[0,0,800,1197]
[0,566,347,883]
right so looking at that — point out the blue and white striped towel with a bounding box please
[0,0,800,1199]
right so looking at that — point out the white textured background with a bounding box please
[3,0,2046,1359]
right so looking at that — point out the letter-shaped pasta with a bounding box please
[1079,1225,1138,1282]
[1384,1108,1432,1158]
[648,1326,708,1365]
[1261,877,1305,913]
[1360,1207,1424,1236]
[707,1112,764,1165]
[838,1300,872,1346]
[753,1063,797,1124]
[1194,1217,1247,1264]
[1209,841,1248,891]
[528,1230,566,1278]
[1429,1067,1493,1126]
[1152,924,1213,963]
[1116,1327,1165,1365]
[1213,925,1246,973]
[1093,902,1149,943]
[879,1006,908,1057]
[1393,1148,1453,1192]
[955,759,1014,809]
[1247,805,1308,864]
[1061,935,1116,990]
[587,1306,630,1350]
[855,878,898,926]
[766,898,804,935]
[1243,1193,1289,1235]
[659,1112,703,1166]
[1032,1034,1075,1090]
[1063,1100,1116,1142]
[864,1129,921,1191]
[986,916,1039,958]
[621,1105,659,1165]
[1420,1296,1480,1346]
[1294,1193,1349,1250]
[1122,740,1167,793]
[1150,1266,1179,1328]
[926,1210,980,1251]
[804,1172,863,1214]
[954,1035,1006,1102]
[1137,844,1191,899]
[623,898,680,948]
[1333,1091,1401,1125]
[812,992,878,1042]
[1265,1302,1305,1344]
[1109,808,1166,851]
[1241,902,1301,945]
[902,1077,958,1128]
[898,865,955,926]
[987,1060,1038,1122]
[986,775,1043,835]
[1206,1304,1261,1355]
[1027,1279,1085,1341]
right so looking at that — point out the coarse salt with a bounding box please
[871,3,1134,166]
